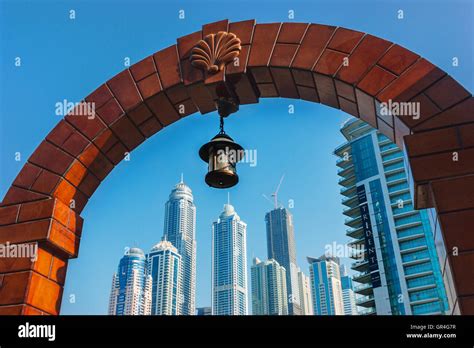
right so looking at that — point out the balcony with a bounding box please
[353,282,373,296]
[356,294,375,308]
[342,194,359,208]
[343,205,360,218]
[346,226,364,239]
[353,271,372,284]
[338,173,356,188]
[337,164,354,179]
[359,307,376,315]
[399,244,427,255]
[351,258,369,272]
[340,185,356,198]
[345,215,362,229]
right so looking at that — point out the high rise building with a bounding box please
[163,177,197,315]
[308,255,344,315]
[251,257,288,315]
[108,247,152,315]
[148,240,182,315]
[335,118,449,315]
[265,207,301,315]
[297,269,314,315]
[212,203,248,315]
[340,265,358,315]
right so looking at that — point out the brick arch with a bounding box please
[0,19,472,315]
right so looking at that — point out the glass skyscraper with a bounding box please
[335,118,449,315]
[251,257,288,315]
[108,247,152,315]
[340,265,358,315]
[212,203,248,315]
[148,240,182,315]
[308,255,344,315]
[163,178,197,315]
[265,207,301,315]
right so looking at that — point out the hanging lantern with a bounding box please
[199,116,244,189]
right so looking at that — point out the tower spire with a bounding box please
[180,172,184,184]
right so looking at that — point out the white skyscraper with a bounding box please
[251,257,288,315]
[212,203,248,315]
[308,255,344,315]
[340,265,358,315]
[163,177,196,315]
[148,240,182,315]
[108,247,152,315]
[297,269,314,315]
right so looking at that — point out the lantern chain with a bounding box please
[219,115,225,134]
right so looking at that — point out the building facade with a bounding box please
[251,257,288,315]
[196,307,212,316]
[340,274,358,315]
[297,269,314,315]
[335,118,449,315]
[148,240,182,315]
[108,247,152,315]
[163,178,197,315]
[212,204,248,315]
[265,207,301,315]
[308,255,344,315]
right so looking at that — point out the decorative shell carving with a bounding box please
[190,31,241,74]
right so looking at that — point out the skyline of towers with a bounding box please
[148,240,182,315]
[163,177,197,315]
[251,257,288,315]
[265,207,302,315]
[212,203,248,315]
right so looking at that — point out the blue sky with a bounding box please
[0,0,471,314]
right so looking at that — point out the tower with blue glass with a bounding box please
[163,177,197,315]
[212,203,248,315]
[335,118,449,315]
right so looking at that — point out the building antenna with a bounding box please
[180,172,184,183]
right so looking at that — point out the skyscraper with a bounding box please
[340,265,358,315]
[148,240,182,315]
[308,255,344,315]
[335,118,449,315]
[108,247,152,315]
[251,257,288,315]
[265,207,301,315]
[163,177,197,315]
[212,203,248,315]
[297,269,314,315]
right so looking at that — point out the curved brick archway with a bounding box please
[0,19,472,315]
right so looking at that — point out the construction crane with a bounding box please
[262,174,285,209]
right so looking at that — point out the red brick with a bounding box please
[327,28,364,54]
[29,141,75,176]
[432,175,474,213]
[0,205,19,226]
[1,186,49,206]
[355,88,377,129]
[270,44,298,67]
[31,170,61,195]
[139,117,163,138]
[92,128,119,154]
[404,127,460,157]
[174,98,198,117]
[377,59,445,103]
[413,97,474,132]
[292,24,336,70]
[257,83,278,98]
[460,123,474,148]
[146,92,180,125]
[314,50,347,76]
[425,75,470,110]
[335,80,356,102]
[248,23,281,67]
[292,69,314,87]
[53,179,88,214]
[357,65,396,96]
[96,98,124,125]
[66,111,106,141]
[105,142,129,165]
[202,20,228,37]
[229,20,255,45]
[439,209,474,252]
[110,117,145,151]
[338,97,359,117]
[378,118,395,142]
[128,104,154,126]
[186,83,216,114]
[107,70,142,111]
[137,73,163,100]
[270,68,299,98]
[378,44,419,76]
[336,35,392,84]
[449,253,474,296]
[78,144,113,181]
[297,86,319,102]
[177,31,202,60]
[130,56,156,82]
[85,84,113,109]
[277,23,309,44]
[12,163,42,189]
[314,73,338,108]
[154,45,182,89]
